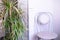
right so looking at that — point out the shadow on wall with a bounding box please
[32,35,38,40]
[55,34,60,40]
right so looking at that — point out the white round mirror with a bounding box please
[37,12,50,24]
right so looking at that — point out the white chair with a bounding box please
[37,32,58,40]
[36,12,58,40]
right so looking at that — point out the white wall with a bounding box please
[18,0,28,26]
[18,0,28,40]
[29,0,60,40]
[53,0,60,40]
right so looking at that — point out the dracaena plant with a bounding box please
[0,0,25,40]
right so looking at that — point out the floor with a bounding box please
[0,37,4,40]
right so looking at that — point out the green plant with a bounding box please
[0,0,25,40]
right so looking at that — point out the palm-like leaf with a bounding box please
[0,0,25,40]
